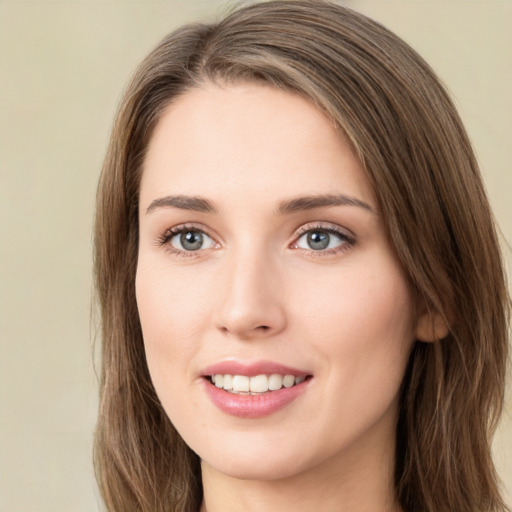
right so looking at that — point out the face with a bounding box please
[136,83,417,482]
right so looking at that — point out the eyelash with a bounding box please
[293,223,356,256]
[156,223,217,258]
[156,222,356,258]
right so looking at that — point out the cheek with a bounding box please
[282,262,415,462]
[135,263,212,438]
[296,260,415,391]
[134,262,208,393]
[135,257,213,337]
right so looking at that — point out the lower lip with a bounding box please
[202,378,310,418]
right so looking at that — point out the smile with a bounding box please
[210,374,308,394]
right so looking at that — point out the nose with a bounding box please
[214,249,287,340]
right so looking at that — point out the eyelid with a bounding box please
[294,222,355,241]
[156,223,221,256]
[155,221,356,257]
[290,222,356,254]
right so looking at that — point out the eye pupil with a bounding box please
[307,231,330,250]
[181,231,203,251]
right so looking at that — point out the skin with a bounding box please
[136,83,429,512]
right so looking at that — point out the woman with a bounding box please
[93,1,510,511]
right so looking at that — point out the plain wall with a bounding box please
[0,1,510,511]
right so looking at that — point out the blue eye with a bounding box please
[295,228,348,251]
[169,229,216,252]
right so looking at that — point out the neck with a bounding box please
[199,423,401,512]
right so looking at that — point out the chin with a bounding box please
[195,432,321,482]
[202,455,309,482]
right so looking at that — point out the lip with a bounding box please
[200,360,312,418]
[201,360,310,378]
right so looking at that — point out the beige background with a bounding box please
[0,1,510,511]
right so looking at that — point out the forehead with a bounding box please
[140,83,376,211]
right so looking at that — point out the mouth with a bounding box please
[205,373,310,395]
[200,361,313,418]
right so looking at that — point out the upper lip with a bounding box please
[201,360,311,378]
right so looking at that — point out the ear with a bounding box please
[415,307,450,342]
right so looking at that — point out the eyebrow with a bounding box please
[145,193,376,216]
[278,194,376,215]
[146,195,217,214]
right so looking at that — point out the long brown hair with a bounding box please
[93,1,510,510]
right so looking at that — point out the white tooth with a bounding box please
[295,376,305,385]
[222,374,233,390]
[232,375,250,392]
[268,374,283,391]
[214,374,224,388]
[283,375,295,388]
[250,374,269,393]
